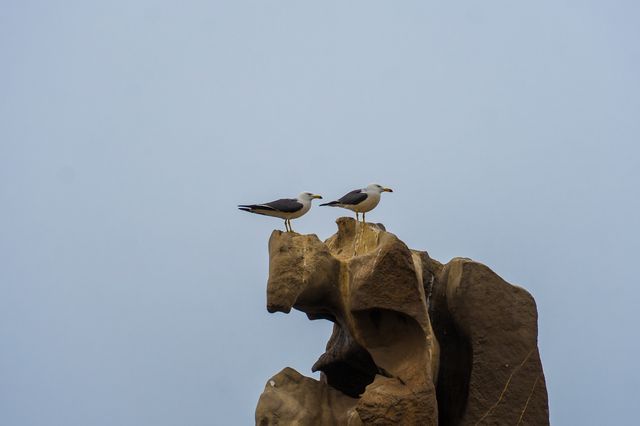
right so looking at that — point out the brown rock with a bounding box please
[256,218,549,426]
[266,231,341,317]
[255,367,360,426]
[430,258,549,425]
[357,376,436,425]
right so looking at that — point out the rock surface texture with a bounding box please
[255,218,549,425]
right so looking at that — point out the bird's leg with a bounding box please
[354,212,367,251]
[362,212,367,235]
[354,212,364,256]
[289,220,294,233]
[284,219,289,232]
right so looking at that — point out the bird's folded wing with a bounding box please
[337,190,367,205]
[259,198,303,212]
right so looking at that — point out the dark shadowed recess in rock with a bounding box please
[312,323,378,398]
[429,293,472,426]
[313,307,426,400]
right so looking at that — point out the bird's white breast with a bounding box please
[288,199,311,219]
[353,191,381,213]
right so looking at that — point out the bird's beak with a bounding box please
[313,194,323,199]
[383,188,393,192]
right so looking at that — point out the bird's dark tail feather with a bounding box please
[319,201,339,207]
[238,206,255,212]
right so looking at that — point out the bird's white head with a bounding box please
[299,192,323,202]
[367,183,393,193]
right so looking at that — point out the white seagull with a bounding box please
[320,183,393,224]
[238,192,323,232]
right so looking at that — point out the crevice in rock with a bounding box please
[316,358,377,398]
[429,295,472,426]
[312,324,378,398]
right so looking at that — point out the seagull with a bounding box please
[238,192,323,232]
[320,183,393,225]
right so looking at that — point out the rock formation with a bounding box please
[255,218,549,425]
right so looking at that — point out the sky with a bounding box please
[1,1,639,425]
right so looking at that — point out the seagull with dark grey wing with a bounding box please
[238,192,323,232]
[320,183,393,225]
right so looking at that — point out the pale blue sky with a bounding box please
[2,1,639,425]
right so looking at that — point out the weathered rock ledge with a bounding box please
[256,218,549,425]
